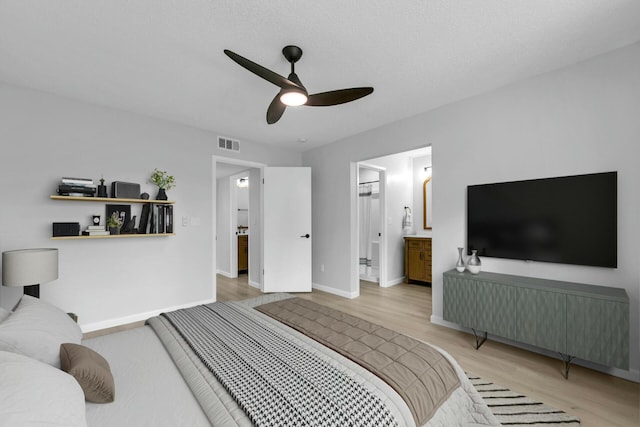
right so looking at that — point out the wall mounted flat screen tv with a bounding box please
[467,172,617,268]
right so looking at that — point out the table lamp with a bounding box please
[2,248,59,298]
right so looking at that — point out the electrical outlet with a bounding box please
[182,216,189,227]
[320,264,325,272]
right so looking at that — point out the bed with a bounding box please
[0,293,499,426]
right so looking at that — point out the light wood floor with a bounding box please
[218,274,639,427]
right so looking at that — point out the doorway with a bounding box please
[213,158,313,298]
[358,166,384,284]
[353,146,432,296]
[213,157,265,297]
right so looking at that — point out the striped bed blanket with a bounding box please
[163,302,399,427]
[148,294,500,427]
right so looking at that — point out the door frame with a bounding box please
[212,156,266,297]
[228,170,251,278]
[356,162,387,289]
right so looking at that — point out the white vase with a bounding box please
[467,250,481,274]
[455,247,465,272]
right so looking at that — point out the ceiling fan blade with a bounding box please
[266,93,287,124]
[224,49,303,90]
[306,87,374,106]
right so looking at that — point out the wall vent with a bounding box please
[218,136,240,152]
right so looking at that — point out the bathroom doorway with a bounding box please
[358,166,384,283]
[353,146,431,295]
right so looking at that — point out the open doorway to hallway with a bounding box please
[213,157,264,301]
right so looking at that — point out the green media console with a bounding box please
[443,269,629,377]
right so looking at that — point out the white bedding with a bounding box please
[83,326,211,426]
[80,294,499,427]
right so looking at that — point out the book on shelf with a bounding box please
[156,205,165,234]
[165,205,173,233]
[58,184,97,191]
[86,225,105,231]
[58,192,95,197]
[62,177,94,185]
[81,230,110,236]
[147,204,174,234]
[138,204,150,234]
[57,186,96,198]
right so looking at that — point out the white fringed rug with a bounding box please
[468,374,581,426]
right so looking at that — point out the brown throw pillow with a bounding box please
[60,343,115,403]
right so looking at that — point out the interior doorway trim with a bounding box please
[212,156,266,298]
[355,162,387,291]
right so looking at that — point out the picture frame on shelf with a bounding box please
[105,204,131,231]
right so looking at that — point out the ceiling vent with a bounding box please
[218,136,240,152]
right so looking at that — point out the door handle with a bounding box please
[300,234,310,238]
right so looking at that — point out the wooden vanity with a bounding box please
[238,234,248,273]
[404,236,432,284]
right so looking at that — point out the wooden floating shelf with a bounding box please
[51,233,176,240]
[50,195,175,204]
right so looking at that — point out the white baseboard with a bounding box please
[359,274,379,283]
[430,315,640,383]
[216,269,236,278]
[80,297,217,333]
[312,282,359,299]
[380,277,405,288]
[248,280,261,289]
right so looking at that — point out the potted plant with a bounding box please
[149,168,176,200]
[107,212,123,235]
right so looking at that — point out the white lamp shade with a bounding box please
[2,248,59,287]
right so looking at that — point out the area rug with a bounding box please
[468,374,581,426]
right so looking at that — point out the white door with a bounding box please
[263,167,312,292]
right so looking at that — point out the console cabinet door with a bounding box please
[516,288,566,353]
[567,296,629,370]
[443,275,475,328]
[475,281,517,340]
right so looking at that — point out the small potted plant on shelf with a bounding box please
[149,168,176,200]
[107,212,123,235]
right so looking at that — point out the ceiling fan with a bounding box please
[224,45,374,124]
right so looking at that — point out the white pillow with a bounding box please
[0,351,87,426]
[0,295,82,368]
[0,306,10,323]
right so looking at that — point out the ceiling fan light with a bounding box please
[280,90,307,106]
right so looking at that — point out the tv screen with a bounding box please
[467,172,617,268]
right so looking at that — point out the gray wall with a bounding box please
[303,42,640,380]
[0,83,301,330]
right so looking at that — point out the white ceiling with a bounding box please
[2,1,640,152]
